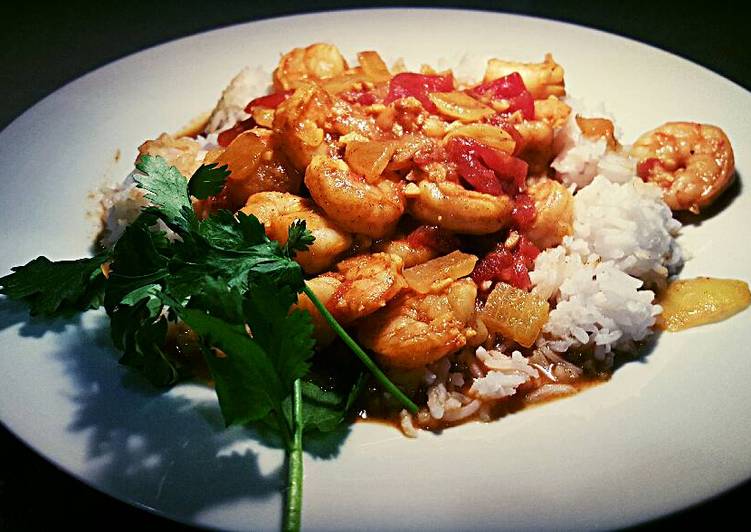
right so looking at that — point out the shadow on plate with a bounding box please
[1,299,351,526]
[0,299,78,337]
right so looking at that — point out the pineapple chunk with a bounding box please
[480,282,549,347]
[656,277,750,331]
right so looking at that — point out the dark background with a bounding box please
[1,1,748,530]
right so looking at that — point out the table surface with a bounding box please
[1,1,749,530]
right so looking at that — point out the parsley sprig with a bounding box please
[0,155,417,531]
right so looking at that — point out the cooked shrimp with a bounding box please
[358,278,479,369]
[292,252,406,346]
[630,122,735,213]
[372,238,438,268]
[327,252,407,324]
[273,83,334,171]
[514,119,556,175]
[241,191,352,274]
[406,181,514,235]
[524,178,574,249]
[138,133,203,178]
[273,43,349,91]
[304,155,406,239]
[483,54,565,99]
[293,275,343,346]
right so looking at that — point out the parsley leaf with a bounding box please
[188,163,230,200]
[134,155,196,233]
[283,219,315,258]
[243,278,314,390]
[104,220,170,310]
[0,254,108,316]
[179,307,288,426]
[293,376,365,433]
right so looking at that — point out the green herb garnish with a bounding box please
[0,156,417,531]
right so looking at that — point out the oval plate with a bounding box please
[1,9,750,531]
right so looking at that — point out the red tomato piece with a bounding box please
[384,72,454,113]
[511,194,536,230]
[217,117,256,147]
[447,137,528,196]
[471,236,540,291]
[342,88,377,105]
[470,72,535,120]
[636,158,661,181]
[243,90,294,113]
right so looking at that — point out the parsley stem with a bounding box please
[284,378,304,532]
[302,285,418,414]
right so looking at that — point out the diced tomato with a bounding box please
[217,117,256,147]
[470,72,535,120]
[472,248,513,284]
[384,72,454,113]
[342,88,377,106]
[406,225,459,253]
[450,143,504,196]
[471,236,540,291]
[243,90,294,113]
[217,91,293,147]
[446,137,528,196]
[517,236,540,264]
[511,194,536,230]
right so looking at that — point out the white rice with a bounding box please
[99,171,149,247]
[552,114,635,188]
[439,53,491,86]
[571,176,682,280]
[205,66,272,134]
[469,348,538,400]
[530,176,681,357]
[537,259,660,357]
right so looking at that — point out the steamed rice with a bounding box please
[552,110,635,188]
[205,66,271,134]
[530,175,681,357]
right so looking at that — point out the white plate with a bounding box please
[1,8,750,531]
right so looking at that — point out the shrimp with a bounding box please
[630,122,735,213]
[372,238,438,268]
[293,253,406,347]
[273,83,334,171]
[137,133,203,178]
[524,178,574,249]
[358,278,479,369]
[304,155,405,239]
[514,119,556,176]
[241,191,352,274]
[406,181,514,235]
[483,53,565,99]
[273,43,349,91]
[293,276,343,346]
[326,252,407,324]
